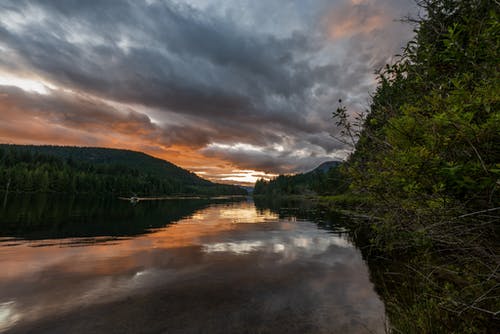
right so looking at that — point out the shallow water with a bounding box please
[0,196,385,333]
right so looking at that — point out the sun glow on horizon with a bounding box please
[198,168,277,185]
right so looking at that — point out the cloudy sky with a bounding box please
[0,0,417,185]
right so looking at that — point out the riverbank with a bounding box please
[351,211,499,333]
[254,194,499,333]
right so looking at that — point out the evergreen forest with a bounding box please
[0,145,247,196]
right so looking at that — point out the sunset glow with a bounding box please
[0,0,416,185]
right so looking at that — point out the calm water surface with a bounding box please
[0,196,385,333]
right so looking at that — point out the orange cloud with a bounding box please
[0,87,274,185]
[324,0,390,40]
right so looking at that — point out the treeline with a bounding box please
[0,147,246,196]
[345,0,499,212]
[335,0,498,332]
[0,144,211,185]
[253,164,348,196]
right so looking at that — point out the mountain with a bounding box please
[254,160,347,197]
[308,161,342,174]
[0,144,246,196]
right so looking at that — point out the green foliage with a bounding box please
[337,1,500,332]
[0,145,247,196]
[348,0,499,213]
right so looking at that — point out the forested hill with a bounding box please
[254,160,347,196]
[1,144,207,185]
[0,144,247,196]
[311,161,341,173]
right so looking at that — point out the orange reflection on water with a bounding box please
[0,201,386,334]
[0,203,277,279]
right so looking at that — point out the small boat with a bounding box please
[118,196,140,204]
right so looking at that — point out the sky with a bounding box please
[0,0,417,185]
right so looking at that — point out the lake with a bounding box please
[0,195,386,333]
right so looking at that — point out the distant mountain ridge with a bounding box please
[0,144,246,196]
[308,160,342,174]
[253,160,347,196]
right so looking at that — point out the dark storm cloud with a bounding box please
[0,86,156,141]
[0,1,313,111]
[0,0,417,174]
[201,146,347,175]
[0,85,289,151]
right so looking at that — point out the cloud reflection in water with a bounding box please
[0,201,385,334]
